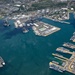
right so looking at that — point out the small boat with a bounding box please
[0,57,5,67]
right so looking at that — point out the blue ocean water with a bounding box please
[0,13,75,75]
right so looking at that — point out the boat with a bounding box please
[22,28,29,33]
[0,57,5,67]
[4,19,10,27]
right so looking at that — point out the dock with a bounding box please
[55,57,67,62]
[70,32,75,42]
[63,42,75,49]
[49,38,75,74]
[56,47,73,54]
[64,52,75,74]
[52,53,68,60]
[49,52,75,74]
[49,62,65,73]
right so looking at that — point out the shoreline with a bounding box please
[44,16,70,25]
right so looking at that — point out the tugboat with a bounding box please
[0,56,5,67]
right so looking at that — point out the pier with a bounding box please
[52,53,68,60]
[50,52,75,74]
[70,32,75,42]
[63,42,75,49]
[49,62,65,73]
[56,47,73,54]
[49,40,75,74]
[55,57,67,62]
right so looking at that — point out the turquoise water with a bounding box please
[0,14,75,75]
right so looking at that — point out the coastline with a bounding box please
[44,16,70,25]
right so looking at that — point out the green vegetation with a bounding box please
[0,15,4,19]
[28,0,68,11]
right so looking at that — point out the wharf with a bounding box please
[64,52,75,74]
[44,16,70,25]
[32,22,60,36]
[49,51,75,74]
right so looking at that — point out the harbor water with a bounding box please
[0,13,75,75]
